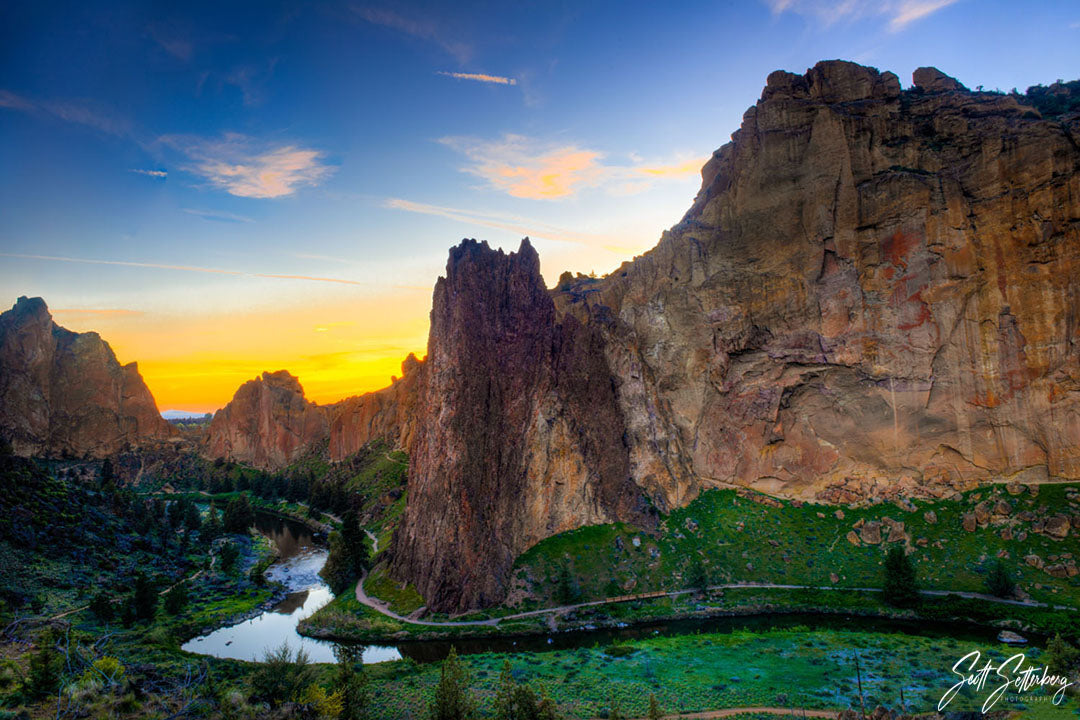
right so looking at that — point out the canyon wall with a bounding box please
[0,296,174,457]
[388,61,1080,611]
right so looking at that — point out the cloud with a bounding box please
[437,71,517,86]
[439,134,704,200]
[183,208,254,223]
[162,133,334,199]
[0,252,377,286]
[385,198,629,251]
[764,0,960,31]
[0,90,131,136]
[51,308,145,317]
[354,6,471,63]
[131,169,168,178]
[147,23,193,61]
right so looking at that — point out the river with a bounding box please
[183,512,1032,665]
[180,512,402,664]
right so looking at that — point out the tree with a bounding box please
[164,583,188,614]
[341,510,370,575]
[183,500,202,532]
[223,495,254,534]
[607,692,625,720]
[493,660,560,720]
[335,643,368,720]
[554,559,580,605]
[1044,634,1080,677]
[985,559,1015,598]
[882,546,919,608]
[89,591,114,622]
[321,530,357,594]
[686,555,709,595]
[647,693,662,720]
[203,502,223,543]
[429,647,476,720]
[249,643,316,708]
[25,630,62,700]
[494,659,515,720]
[219,542,240,573]
[133,571,157,621]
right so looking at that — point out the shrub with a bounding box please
[429,647,476,720]
[164,583,188,614]
[985,559,1015,598]
[89,591,114,622]
[249,643,316,707]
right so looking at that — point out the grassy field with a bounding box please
[358,627,1079,719]
[510,484,1080,609]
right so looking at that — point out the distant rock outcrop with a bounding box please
[0,296,174,457]
[205,370,329,469]
[326,353,423,460]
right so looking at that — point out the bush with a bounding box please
[133,572,157,621]
[429,647,476,720]
[163,583,188,614]
[249,643,316,707]
[89,591,114,622]
[25,632,62,700]
[223,495,254,534]
[218,542,240,573]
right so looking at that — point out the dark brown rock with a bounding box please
[912,66,967,93]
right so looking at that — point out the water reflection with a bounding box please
[181,512,401,665]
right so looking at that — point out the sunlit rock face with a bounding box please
[205,370,329,469]
[390,239,656,613]
[0,296,174,457]
[326,353,423,461]
[390,60,1080,611]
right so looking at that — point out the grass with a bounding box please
[359,627,1080,719]
[512,484,1080,609]
[363,566,425,615]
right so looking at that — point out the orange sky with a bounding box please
[51,290,432,413]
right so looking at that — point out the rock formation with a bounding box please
[327,353,423,460]
[205,370,329,469]
[391,239,656,611]
[387,60,1080,610]
[0,296,174,457]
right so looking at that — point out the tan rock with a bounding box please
[846,531,861,546]
[1045,515,1070,539]
[859,521,882,545]
[962,513,978,532]
[924,510,937,524]
[834,509,845,521]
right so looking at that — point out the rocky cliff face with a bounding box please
[326,353,423,460]
[205,370,329,469]
[391,239,656,612]
[0,296,174,457]
[388,61,1080,611]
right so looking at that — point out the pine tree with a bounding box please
[647,693,662,720]
[686,555,709,594]
[335,643,368,720]
[985,558,1015,598]
[882,546,919,608]
[555,559,580,605]
[164,583,188,614]
[203,502,223,543]
[89,591,114,621]
[341,510,370,575]
[25,630,63,700]
[133,571,157,621]
[608,692,624,720]
[223,494,254,534]
[1044,633,1080,676]
[429,647,476,720]
[493,659,515,720]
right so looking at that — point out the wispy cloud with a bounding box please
[764,0,960,31]
[437,71,517,86]
[439,134,704,200]
[147,22,193,61]
[183,208,254,223]
[161,133,334,199]
[354,6,471,63]
[0,252,377,287]
[51,308,145,317]
[131,168,168,178]
[385,198,631,251]
[0,90,131,136]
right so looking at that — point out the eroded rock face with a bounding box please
[0,296,174,457]
[561,59,1080,509]
[389,60,1080,611]
[206,370,329,469]
[390,239,655,612]
[326,353,423,461]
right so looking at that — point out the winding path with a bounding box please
[353,576,1076,629]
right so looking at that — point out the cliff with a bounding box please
[326,353,423,459]
[0,296,174,457]
[387,61,1080,611]
[390,239,656,612]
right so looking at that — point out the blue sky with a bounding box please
[2,0,1079,410]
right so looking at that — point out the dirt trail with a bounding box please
[613,708,837,719]
[352,571,1076,628]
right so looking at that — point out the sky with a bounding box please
[2,0,1079,413]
